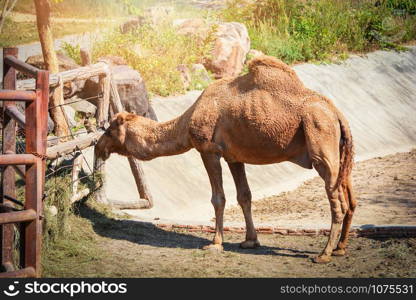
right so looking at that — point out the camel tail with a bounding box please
[336,112,354,189]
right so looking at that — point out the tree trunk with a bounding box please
[34,0,70,140]
[0,0,11,33]
[0,0,18,33]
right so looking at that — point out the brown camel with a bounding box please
[95,55,356,263]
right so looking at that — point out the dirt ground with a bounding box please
[43,151,416,278]
[44,216,416,278]
[225,150,416,227]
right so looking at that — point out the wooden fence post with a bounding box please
[1,47,17,272]
[20,69,49,277]
[97,74,110,128]
[0,49,48,278]
[93,74,154,208]
[110,76,153,208]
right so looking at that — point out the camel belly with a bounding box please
[215,120,307,165]
[222,149,288,165]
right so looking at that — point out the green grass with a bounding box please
[11,171,105,274]
[5,0,416,96]
[13,0,198,19]
[0,18,114,47]
[91,24,215,97]
[221,0,416,63]
[40,171,129,277]
[14,0,125,18]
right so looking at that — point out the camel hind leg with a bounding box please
[333,175,357,256]
[303,105,346,263]
[312,159,346,263]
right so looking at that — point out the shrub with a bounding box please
[92,24,215,97]
[222,0,416,64]
[62,42,82,65]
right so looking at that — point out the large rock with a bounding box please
[23,53,82,97]
[66,96,97,116]
[78,60,155,120]
[111,65,151,117]
[25,52,79,72]
[176,19,250,79]
[175,18,210,38]
[205,22,250,78]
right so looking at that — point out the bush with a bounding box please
[222,0,416,63]
[62,42,82,65]
[41,171,120,275]
[92,24,215,97]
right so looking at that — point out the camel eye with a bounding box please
[104,128,113,137]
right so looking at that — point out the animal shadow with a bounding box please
[78,202,317,258]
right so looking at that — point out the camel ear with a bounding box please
[125,114,136,122]
[116,112,136,126]
[116,113,126,126]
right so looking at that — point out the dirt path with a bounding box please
[44,218,416,277]
[225,150,416,228]
[43,151,416,278]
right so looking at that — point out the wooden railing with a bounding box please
[16,53,154,209]
[0,47,155,277]
[0,47,49,278]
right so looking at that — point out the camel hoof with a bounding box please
[202,244,223,252]
[332,248,346,256]
[240,240,260,249]
[312,255,331,264]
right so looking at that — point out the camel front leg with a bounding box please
[201,153,225,251]
[228,162,259,249]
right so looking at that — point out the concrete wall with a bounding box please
[105,47,416,224]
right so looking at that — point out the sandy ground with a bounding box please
[43,151,416,278]
[225,150,416,228]
[45,217,416,278]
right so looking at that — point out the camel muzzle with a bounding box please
[94,134,111,163]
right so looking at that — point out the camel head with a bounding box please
[95,112,137,161]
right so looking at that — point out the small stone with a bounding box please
[177,64,191,90]
[67,96,97,116]
[47,205,58,217]
[62,105,77,128]
[248,49,264,59]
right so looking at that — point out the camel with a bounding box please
[94,55,356,263]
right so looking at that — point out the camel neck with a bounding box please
[138,115,192,160]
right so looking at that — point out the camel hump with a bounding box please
[247,55,304,93]
[248,55,295,75]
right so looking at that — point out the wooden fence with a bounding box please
[16,49,153,209]
[0,47,153,277]
[0,48,48,278]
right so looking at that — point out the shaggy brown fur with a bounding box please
[95,55,356,263]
